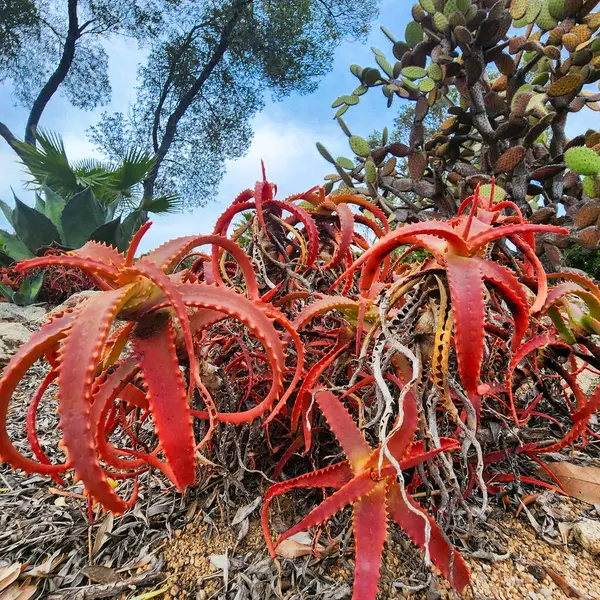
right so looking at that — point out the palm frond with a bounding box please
[109,148,155,193]
[142,192,183,215]
[16,130,79,197]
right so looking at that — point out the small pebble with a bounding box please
[528,591,539,600]
[527,563,546,582]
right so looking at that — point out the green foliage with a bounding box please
[0,271,43,306]
[565,146,600,177]
[0,186,145,263]
[89,0,379,208]
[0,0,38,68]
[17,131,181,213]
[564,245,600,279]
[315,0,600,271]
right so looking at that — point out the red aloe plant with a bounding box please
[2,166,599,600]
[262,390,470,599]
[333,184,567,417]
[0,224,290,513]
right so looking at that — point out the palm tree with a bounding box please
[16,130,181,215]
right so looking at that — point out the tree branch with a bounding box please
[151,25,204,153]
[143,1,251,200]
[0,121,27,159]
[24,0,81,146]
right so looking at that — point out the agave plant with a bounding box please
[0,271,43,306]
[0,186,145,262]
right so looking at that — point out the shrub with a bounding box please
[318,0,600,264]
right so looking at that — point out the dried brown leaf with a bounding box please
[0,565,21,594]
[538,462,600,504]
[92,512,114,557]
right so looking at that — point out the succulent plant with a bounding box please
[316,0,600,257]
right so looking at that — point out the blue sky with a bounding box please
[0,0,407,252]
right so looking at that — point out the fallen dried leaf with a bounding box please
[0,565,21,593]
[231,496,261,526]
[209,553,229,587]
[275,532,325,558]
[80,565,120,584]
[543,565,587,598]
[558,522,573,546]
[129,586,170,600]
[0,581,37,600]
[92,513,114,557]
[537,463,600,505]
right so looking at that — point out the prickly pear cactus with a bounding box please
[317,0,600,260]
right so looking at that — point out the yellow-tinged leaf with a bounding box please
[129,585,170,600]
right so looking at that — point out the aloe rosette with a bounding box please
[332,184,567,419]
[0,223,290,513]
[262,390,470,599]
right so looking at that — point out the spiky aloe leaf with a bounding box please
[132,314,196,490]
[0,312,74,474]
[387,484,470,592]
[445,254,485,398]
[57,286,137,513]
[352,482,388,600]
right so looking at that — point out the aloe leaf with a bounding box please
[117,209,145,252]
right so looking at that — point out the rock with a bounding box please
[0,322,32,365]
[0,303,47,329]
[50,290,100,317]
[527,563,546,582]
[573,519,600,555]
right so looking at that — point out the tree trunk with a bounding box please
[0,122,27,159]
[24,0,80,146]
[142,2,248,201]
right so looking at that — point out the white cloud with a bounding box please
[139,108,348,252]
